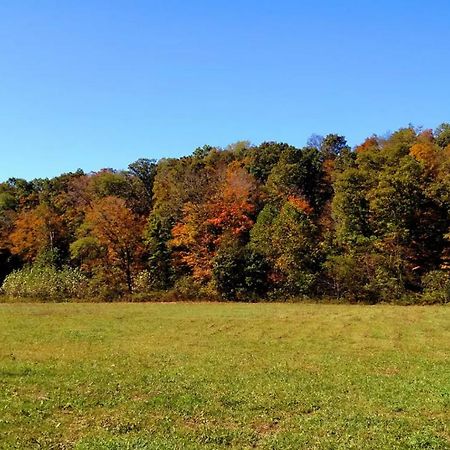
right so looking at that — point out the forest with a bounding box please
[0,124,449,303]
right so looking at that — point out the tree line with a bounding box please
[1,124,449,302]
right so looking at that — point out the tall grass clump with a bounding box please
[1,265,90,300]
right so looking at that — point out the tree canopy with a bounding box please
[1,127,449,302]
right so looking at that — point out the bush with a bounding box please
[324,253,405,303]
[421,270,450,303]
[86,267,127,301]
[172,276,216,300]
[131,269,176,295]
[132,270,152,294]
[1,265,90,300]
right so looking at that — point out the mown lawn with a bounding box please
[0,302,449,449]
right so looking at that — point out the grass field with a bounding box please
[0,303,449,449]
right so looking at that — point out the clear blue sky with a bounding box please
[1,0,449,181]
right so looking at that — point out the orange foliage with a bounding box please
[287,196,313,215]
[206,162,256,238]
[322,158,335,184]
[86,197,144,255]
[10,204,63,261]
[170,163,257,281]
[355,136,378,154]
[171,203,216,280]
[409,131,439,174]
[85,196,145,291]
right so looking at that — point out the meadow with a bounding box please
[0,302,449,449]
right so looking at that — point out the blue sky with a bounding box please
[1,0,449,181]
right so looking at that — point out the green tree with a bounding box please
[145,213,173,289]
[251,198,320,295]
[128,158,157,208]
[435,123,450,149]
[320,134,350,160]
[212,246,268,300]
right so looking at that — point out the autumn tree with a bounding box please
[1,125,449,302]
[152,156,220,225]
[171,163,257,282]
[72,196,145,293]
[9,204,64,262]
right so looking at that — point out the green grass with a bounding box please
[0,303,449,449]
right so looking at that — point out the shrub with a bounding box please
[132,270,152,294]
[1,265,90,300]
[324,253,405,303]
[421,270,450,303]
[86,267,126,301]
[172,276,215,300]
[131,269,176,295]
